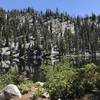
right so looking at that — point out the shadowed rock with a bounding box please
[0,84,21,100]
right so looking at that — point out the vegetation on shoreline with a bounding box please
[0,60,100,99]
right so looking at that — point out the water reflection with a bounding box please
[0,44,100,81]
[69,55,100,67]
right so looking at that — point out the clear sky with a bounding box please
[0,0,100,16]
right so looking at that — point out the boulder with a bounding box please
[36,82,44,86]
[3,84,21,98]
[42,92,50,98]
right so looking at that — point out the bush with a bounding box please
[96,73,100,89]
[32,83,45,98]
[17,81,34,94]
[79,63,98,90]
[0,71,17,90]
[43,60,99,99]
[96,65,100,89]
[75,63,99,96]
[44,60,77,99]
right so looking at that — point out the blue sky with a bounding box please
[0,0,100,16]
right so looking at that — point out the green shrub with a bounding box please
[44,61,77,99]
[33,83,45,98]
[17,81,33,94]
[96,73,100,89]
[0,71,17,90]
[73,63,98,96]
[43,61,99,99]
[96,65,100,88]
[77,63,98,94]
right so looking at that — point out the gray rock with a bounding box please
[36,82,44,86]
[42,92,50,98]
[3,84,21,98]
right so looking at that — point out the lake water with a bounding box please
[0,46,100,81]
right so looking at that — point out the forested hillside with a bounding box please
[0,7,100,72]
[0,7,100,100]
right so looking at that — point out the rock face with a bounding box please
[4,84,22,97]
